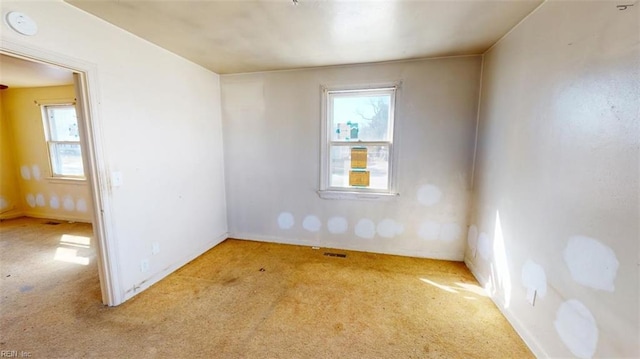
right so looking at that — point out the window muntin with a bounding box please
[321,86,397,196]
[42,104,85,178]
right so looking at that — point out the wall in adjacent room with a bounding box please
[1,0,228,304]
[222,57,481,260]
[0,93,22,218]
[2,85,93,222]
[467,1,639,357]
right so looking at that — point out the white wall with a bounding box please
[467,1,639,358]
[222,57,481,260]
[1,1,227,304]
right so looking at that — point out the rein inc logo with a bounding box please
[0,351,31,358]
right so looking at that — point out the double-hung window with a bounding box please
[42,104,85,178]
[319,84,398,199]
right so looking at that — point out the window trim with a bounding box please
[39,101,86,180]
[318,82,401,200]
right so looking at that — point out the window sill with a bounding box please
[46,177,87,185]
[317,190,399,201]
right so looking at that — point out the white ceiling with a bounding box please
[0,54,74,89]
[67,0,543,74]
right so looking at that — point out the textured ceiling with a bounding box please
[67,0,543,74]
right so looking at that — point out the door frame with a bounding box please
[1,41,122,306]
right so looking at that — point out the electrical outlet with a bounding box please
[111,171,123,187]
[140,258,149,273]
[152,242,160,255]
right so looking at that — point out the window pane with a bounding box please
[329,145,389,190]
[50,143,84,176]
[48,106,79,141]
[331,94,391,141]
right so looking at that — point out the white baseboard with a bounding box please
[465,258,548,358]
[230,232,464,261]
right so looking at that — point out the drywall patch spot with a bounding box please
[62,196,75,211]
[467,225,478,256]
[477,232,492,260]
[376,219,403,238]
[327,216,348,234]
[522,259,547,299]
[20,165,31,180]
[0,196,8,211]
[76,199,88,213]
[302,215,321,232]
[31,165,41,181]
[418,220,440,241]
[417,184,442,206]
[50,195,60,209]
[355,219,376,239]
[26,193,36,208]
[555,299,598,359]
[35,193,46,207]
[563,235,619,292]
[277,212,295,230]
[440,222,461,242]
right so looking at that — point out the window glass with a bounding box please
[331,94,391,142]
[43,104,84,178]
[329,145,390,190]
[48,106,79,141]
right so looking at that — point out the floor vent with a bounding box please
[44,221,61,225]
[324,252,347,258]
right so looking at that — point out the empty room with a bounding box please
[0,0,638,358]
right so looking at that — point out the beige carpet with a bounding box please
[0,217,533,358]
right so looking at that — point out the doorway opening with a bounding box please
[0,51,116,306]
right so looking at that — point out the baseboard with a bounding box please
[122,231,229,303]
[230,232,464,261]
[0,209,25,220]
[465,258,548,358]
[21,211,92,223]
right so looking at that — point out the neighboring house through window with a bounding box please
[319,84,399,199]
[41,103,85,178]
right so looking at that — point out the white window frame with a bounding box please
[40,101,86,180]
[318,83,400,200]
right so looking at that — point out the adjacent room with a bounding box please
[0,0,637,358]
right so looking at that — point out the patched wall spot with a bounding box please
[563,235,619,292]
[302,215,321,232]
[555,299,598,359]
[20,165,31,180]
[355,219,376,239]
[277,212,295,230]
[76,198,88,213]
[522,259,547,299]
[26,193,36,208]
[35,193,46,207]
[63,196,75,211]
[50,195,60,209]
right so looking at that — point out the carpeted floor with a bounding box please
[0,217,533,358]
